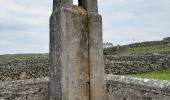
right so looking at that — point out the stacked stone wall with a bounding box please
[0,77,49,100]
[0,54,170,81]
[106,75,170,100]
[0,75,170,100]
[104,54,170,74]
[0,57,49,81]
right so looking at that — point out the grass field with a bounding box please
[126,69,170,80]
[104,45,170,55]
[125,45,170,55]
[0,53,48,64]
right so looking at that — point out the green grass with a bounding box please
[103,44,170,55]
[126,69,170,80]
[0,53,48,64]
[125,45,170,55]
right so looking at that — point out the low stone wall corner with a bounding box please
[106,74,170,100]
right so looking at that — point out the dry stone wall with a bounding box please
[106,75,170,100]
[0,57,49,81]
[0,54,170,81]
[104,54,170,74]
[0,77,49,100]
[0,75,170,100]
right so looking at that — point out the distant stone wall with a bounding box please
[104,54,170,74]
[106,75,170,100]
[0,57,49,81]
[0,76,170,100]
[0,77,49,100]
[0,54,170,81]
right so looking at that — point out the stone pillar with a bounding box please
[49,0,107,100]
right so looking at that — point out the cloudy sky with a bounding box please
[0,0,170,54]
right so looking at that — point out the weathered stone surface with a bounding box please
[53,0,98,12]
[106,75,170,100]
[53,0,72,10]
[88,12,107,100]
[0,75,170,100]
[50,0,107,99]
[79,0,98,12]
[50,6,90,100]
[0,77,49,100]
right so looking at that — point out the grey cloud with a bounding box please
[0,0,170,54]
[99,0,170,45]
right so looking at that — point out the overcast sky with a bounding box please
[0,0,170,54]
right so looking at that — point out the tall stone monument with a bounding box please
[49,0,107,100]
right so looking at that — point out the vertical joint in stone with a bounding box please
[53,0,73,10]
[78,0,98,13]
